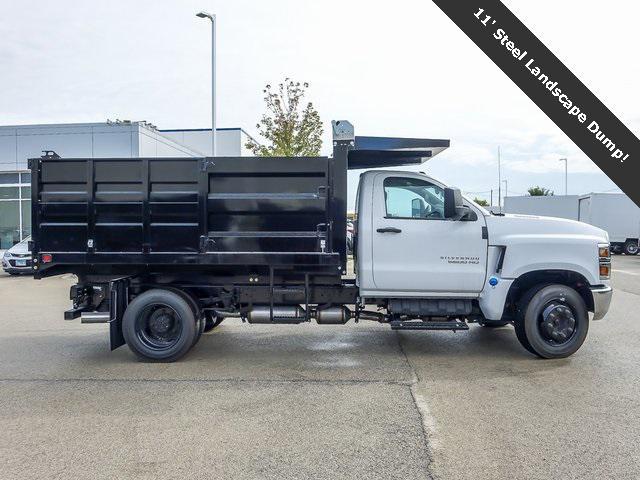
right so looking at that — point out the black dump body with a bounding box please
[30,121,449,286]
[31,155,344,279]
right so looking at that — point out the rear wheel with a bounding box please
[624,240,639,255]
[514,284,589,359]
[122,289,196,362]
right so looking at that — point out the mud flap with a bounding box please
[109,278,129,351]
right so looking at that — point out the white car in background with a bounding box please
[2,236,32,275]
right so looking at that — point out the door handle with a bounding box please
[377,227,402,234]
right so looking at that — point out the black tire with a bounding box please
[162,287,203,347]
[514,284,589,359]
[122,289,197,362]
[624,240,639,255]
[194,313,206,345]
[514,286,544,356]
[478,320,510,328]
[203,311,224,332]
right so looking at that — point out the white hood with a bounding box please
[485,214,608,285]
[487,213,609,243]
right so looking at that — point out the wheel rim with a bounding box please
[136,303,183,351]
[538,302,577,346]
[628,243,638,254]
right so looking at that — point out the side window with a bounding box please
[384,177,445,220]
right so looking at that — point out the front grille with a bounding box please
[9,259,32,268]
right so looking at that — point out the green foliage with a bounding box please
[473,197,489,206]
[246,79,323,157]
[527,186,554,196]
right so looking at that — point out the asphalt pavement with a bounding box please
[0,256,639,479]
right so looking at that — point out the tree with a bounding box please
[527,186,554,196]
[246,79,323,157]
[473,197,489,206]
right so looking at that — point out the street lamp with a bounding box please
[559,158,568,195]
[196,11,217,157]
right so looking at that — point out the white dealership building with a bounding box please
[0,121,255,249]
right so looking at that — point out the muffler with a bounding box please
[315,306,352,324]
[246,305,306,324]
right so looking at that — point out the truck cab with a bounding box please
[354,167,612,358]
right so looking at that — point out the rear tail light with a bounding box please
[41,253,53,264]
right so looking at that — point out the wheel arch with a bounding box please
[504,269,594,317]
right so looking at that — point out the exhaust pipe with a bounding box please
[81,312,111,324]
[358,310,386,322]
[210,305,381,324]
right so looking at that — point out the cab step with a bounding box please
[390,320,469,331]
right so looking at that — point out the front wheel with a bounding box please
[624,240,639,255]
[514,284,589,359]
[122,289,197,362]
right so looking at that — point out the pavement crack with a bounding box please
[396,331,438,480]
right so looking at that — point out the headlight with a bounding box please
[3,252,12,259]
[598,243,611,280]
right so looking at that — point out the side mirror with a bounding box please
[411,198,426,218]
[444,187,471,220]
[444,188,463,219]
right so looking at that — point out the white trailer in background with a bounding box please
[579,193,640,255]
[504,195,580,220]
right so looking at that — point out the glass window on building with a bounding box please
[0,200,20,249]
[0,186,19,200]
[0,173,19,184]
[21,200,31,240]
[0,172,31,249]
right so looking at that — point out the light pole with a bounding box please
[559,158,568,195]
[497,146,502,210]
[196,11,217,157]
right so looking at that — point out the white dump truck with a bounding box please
[30,121,613,361]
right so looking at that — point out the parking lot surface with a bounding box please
[1,256,639,479]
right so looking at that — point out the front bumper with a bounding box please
[2,257,32,274]
[591,286,613,321]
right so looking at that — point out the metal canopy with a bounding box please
[348,135,450,169]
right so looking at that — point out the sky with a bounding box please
[1,0,638,207]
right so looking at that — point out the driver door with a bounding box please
[371,173,488,294]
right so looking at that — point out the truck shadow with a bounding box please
[2,323,572,383]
